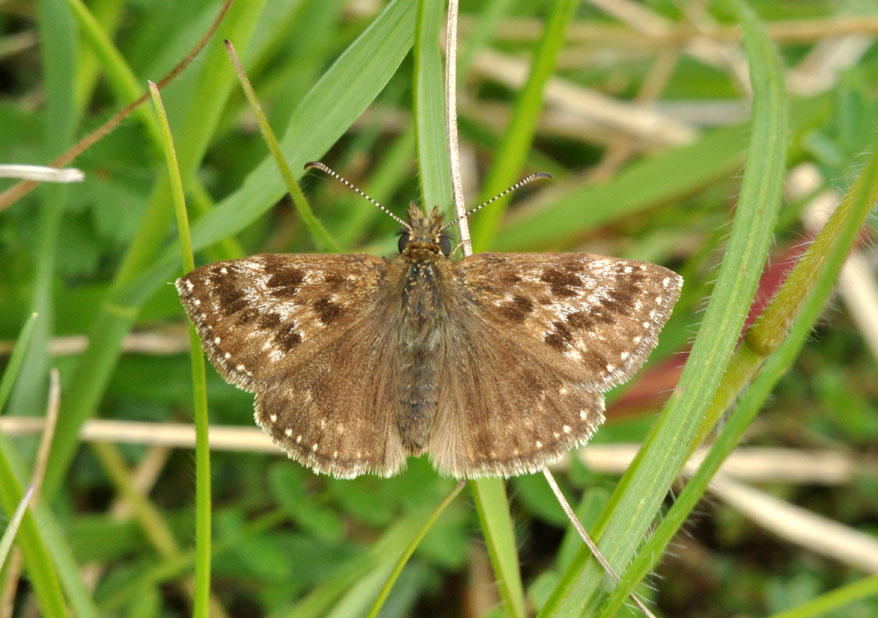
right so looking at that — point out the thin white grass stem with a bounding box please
[542,468,656,618]
[0,485,35,569]
[0,165,84,183]
[444,0,470,256]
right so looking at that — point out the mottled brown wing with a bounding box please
[453,253,682,392]
[176,253,389,390]
[176,253,407,477]
[430,314,606,477]
[254,313,407,478]
[427,252,682,478]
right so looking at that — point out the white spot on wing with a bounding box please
[563,425,571,433]
[269,414,277,423]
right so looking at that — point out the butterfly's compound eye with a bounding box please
[439,233,451,257]
[397,231,411,253]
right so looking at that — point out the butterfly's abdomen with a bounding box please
[398,261,443,453]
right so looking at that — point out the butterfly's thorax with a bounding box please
[395,206,450,453]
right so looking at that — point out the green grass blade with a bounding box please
[365,480,465,618]
[603,116,878,616]
[0,313,38,412]
[414,0,452,214]
[10,0,76,425]
[540,1,789,613]
[150,81,212,618]
[766,575,878,618]
[0,327,68,617]
[600,118,878,618]
[471,479,527,618]
[469,0,576,250]
[413,3,525,614]
[288,512,431,618]
[225,40,340,252]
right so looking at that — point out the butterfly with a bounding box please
[176,164,682,479]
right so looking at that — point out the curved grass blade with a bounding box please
[419,1,526,615]
[540,0,790,613]
[600,122,878,618]
[149,81,212,618]
[469,0,576,250]
[365,480,465,618]
[414,0,452,214]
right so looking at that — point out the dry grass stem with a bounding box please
[708,475,878,573]
[464,15,878,45]
[789,35,873,95]
[2,416,869,485]
[0,329,189,358]
[470,49,697,145]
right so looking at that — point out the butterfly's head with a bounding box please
[398,204,451,259]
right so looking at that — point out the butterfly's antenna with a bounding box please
[439,171,552,232]
[305,161,410,230]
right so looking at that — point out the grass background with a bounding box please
[1,0,877,616]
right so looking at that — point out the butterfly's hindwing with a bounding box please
[430,312,605,477]
[255,316,407,478]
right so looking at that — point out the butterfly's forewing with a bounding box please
[427,252,682,477]
[177,253,408,477]
[176,253,389,389]
[453,253,682,391]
